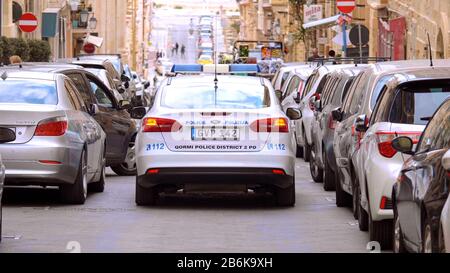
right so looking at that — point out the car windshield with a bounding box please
[162,82,271,109]
[0,79,57,105]
[389,82,450,125]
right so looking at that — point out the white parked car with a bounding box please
[131,75,300,206]
[354,67,450,249]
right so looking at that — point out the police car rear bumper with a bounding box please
[137,167,294,190]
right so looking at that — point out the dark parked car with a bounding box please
[18,64,138,176]
[71,59,135,103]
[309,66,366,190]
[392,98,450,253]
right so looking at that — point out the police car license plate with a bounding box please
[192,127,240,141]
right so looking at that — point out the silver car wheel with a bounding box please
[121,143,136,171]
[82,155,88,199]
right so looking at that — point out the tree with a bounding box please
[288,0,308,43]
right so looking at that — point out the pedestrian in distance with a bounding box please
[175,43,179,56]
[307,48,321,62]
[181,45,186,59]
[328,50,337,64]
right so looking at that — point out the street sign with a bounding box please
[18,13,38,33]
[336,0,356,14]
[349,24,369,46]
[83,43,96,54]
[304,5,323,24]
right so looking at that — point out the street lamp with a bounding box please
[88,16,97,30]
[79,10,89,28]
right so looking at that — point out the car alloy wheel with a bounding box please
[122,143,137,172]
[81,154,88,200]
[309,143,323,183]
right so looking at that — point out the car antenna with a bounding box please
[427,33,434,67]
[214,11,219,107]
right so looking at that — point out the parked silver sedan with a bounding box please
[0,70,106,204]
[0,127,15,242]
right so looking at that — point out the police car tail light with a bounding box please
[376,131,421,158]
[142,117,182,133]
[35,117,68,137]
[250,118,289,133]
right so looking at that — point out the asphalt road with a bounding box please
[0,159,372,253]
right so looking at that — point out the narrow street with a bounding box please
[0,159,368,253]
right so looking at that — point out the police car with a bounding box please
[131,64,301,206]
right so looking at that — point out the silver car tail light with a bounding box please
[34,117,68,137]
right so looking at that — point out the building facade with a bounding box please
[236,0,450,62]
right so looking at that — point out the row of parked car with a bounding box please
[273,59,450,253]
[0,54,152,242]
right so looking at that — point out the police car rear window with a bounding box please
[0,79,57,105]
[389,83,450,125]
[162,83,271,109]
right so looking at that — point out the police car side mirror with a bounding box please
[392,136,415,155]
[130,107,147,119]
[0,127,16,143]
[442,150,450,171]
[275,90,282,101]
[287,108,302,120]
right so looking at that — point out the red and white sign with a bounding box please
[304,5,323,24]
[18,13,38,33]
[336,0,355,14]
[83,43,96,54]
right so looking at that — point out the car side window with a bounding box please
[66,73,94,105]
[342,73,364,112]
[370,85,390,124]
[64,79,85,111]
[87,77,114,108]
[303,72,317,98]
[316,75,329,95]
[417,102,450,152]
[283,76,299,99]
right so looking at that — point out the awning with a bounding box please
[303,15,341,30]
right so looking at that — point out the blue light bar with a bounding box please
[229,64,260,73]
[171,64,203,73]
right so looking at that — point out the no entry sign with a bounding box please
[336,0,356,14]
[18,13,38,33]
[83,43,96,54]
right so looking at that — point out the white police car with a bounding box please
[131,64,301,206]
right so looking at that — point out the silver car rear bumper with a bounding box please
[0,142,82,186]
